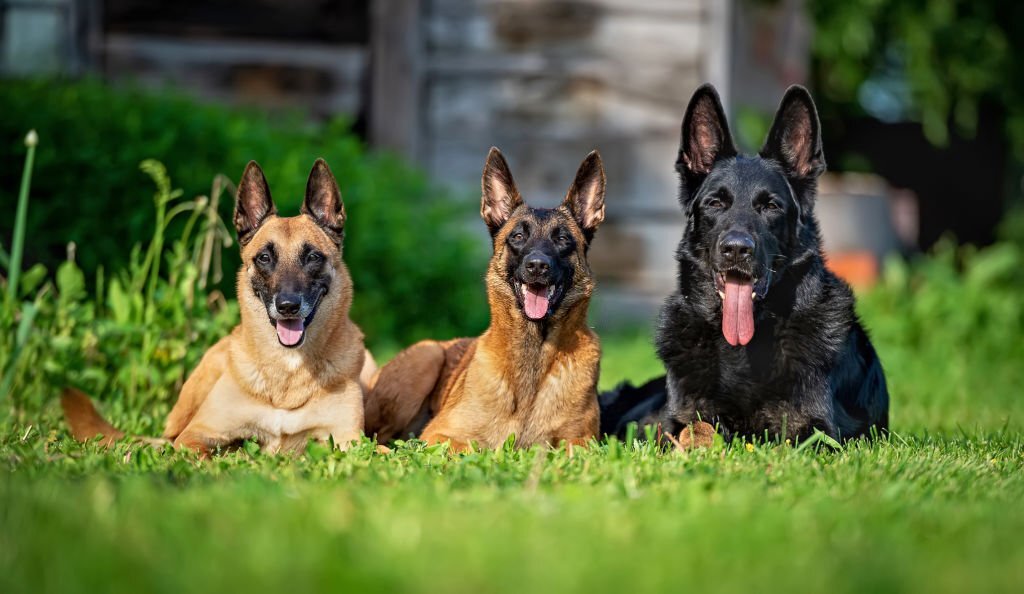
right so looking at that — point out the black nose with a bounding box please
[524,252,552,277]
[719,231,755,264]
[275,293,302,316]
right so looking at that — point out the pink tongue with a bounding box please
[276,318,305,346]
[523,285,550,320]
[722,278,755,346]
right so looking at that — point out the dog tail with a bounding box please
[598,376,667,438]
[61,387,133,447]
[61,388,171,448]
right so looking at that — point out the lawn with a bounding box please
[2,320,1023,594]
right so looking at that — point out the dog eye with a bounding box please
[306,252,323,264]
[765,202,781,212]
[512,232,525,242]
[707,198,724,209]
[256,252,272,265]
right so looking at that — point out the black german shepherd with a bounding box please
[601,84,889,443]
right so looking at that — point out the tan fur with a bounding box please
[365,149,604,452]
[61,388,125,446]
[674,421,716,450]
[63,161,373,456]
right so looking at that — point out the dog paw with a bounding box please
[562,438,589,457]
[375,444,392,454]
[674,421,716,450]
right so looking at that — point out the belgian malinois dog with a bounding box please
[62,159,375,455]
[363,148,606,451]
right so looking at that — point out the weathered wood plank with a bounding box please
[425,6,703,57]
[371,0,421,158]
[103,34,366,116]
[428,0,703,19]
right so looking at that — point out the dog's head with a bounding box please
[480,147,606,323]
[234,159,350,349]
[675,84,826,346]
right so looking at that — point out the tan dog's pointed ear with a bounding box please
[234,161,277,246]
[562,150,606,243]
[480,147,524,235]
[302,158,346,245]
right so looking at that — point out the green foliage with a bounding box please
[0,161,239,429]
[0,79,488,346]
[810,0,1024,156]
[857,235,1024,431]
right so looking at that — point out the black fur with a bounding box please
[601,84,889,442]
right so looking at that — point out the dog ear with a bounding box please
[480,147,524,235]
[676,84,737,195]
[302,158,346,245]
[562,150,606,243]
[234,161,277,246]
[761,85,826,180]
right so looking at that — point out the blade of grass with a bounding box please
[7,130,37,304]
[0,302,38,401]
[794,429,842,452]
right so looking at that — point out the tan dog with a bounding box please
[364,148,606,452]
[62,159,375,455]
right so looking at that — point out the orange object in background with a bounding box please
[826,250,879,290]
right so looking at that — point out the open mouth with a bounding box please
[714,270,757,347]
[270,297,321,348]
[513,282,565,321]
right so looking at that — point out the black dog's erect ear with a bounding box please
[301,158,346,245]
[676,84,737,187]
[234,161,277,246]
[480,147,524,235]
[761,85,826,180]
[562,150,606,243]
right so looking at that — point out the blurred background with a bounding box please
[1,0,1022,340]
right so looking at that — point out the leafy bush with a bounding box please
[857,221,1024,430]
[1,159,235,428]
[810,0,1024,155]
[0,78,488,346]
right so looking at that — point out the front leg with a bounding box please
[304,380,366,452]
[660,369,726,448]
[673,421,717,450]
[559,436,592,457]
[659,369,700,434]
[552,404,599,455]
[173,423,233,458]
[747,374,837,443]
[419,429,474,454]
[163,337,232,440]
[171,373,270,456]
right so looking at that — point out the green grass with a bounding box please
[2,327,1023,594]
